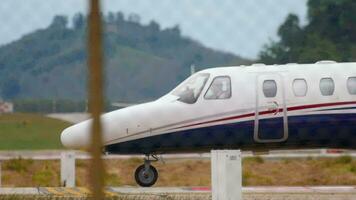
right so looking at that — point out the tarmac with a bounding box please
[1,186,356,199]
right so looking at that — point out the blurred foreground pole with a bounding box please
[0,161,2,187]
[88,0,105,199]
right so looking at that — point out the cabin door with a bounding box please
[254,73,288,143]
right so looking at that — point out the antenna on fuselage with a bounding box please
[190,64,196,75]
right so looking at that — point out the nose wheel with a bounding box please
[134,155,159,187]
[134,164,158,187]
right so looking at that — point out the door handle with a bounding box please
[267,101,279,115]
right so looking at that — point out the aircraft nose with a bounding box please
[60,128,74,148]
[60,122,91,149]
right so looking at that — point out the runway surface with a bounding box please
[46,112,90,124]
[1,186,356,197]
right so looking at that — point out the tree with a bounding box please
[128,13,141,23]
[168,25,181,36]
[73,13,85,29]
[259,0,356,64]
[259,41,289,64]
[148,20,160,32]
[107,12,115,23]
[307,0,356,44]
[50,15,68,29]
[298,34,342,63]
[1,79,21,100]
[278,14,302,48]
[116,12,124,24]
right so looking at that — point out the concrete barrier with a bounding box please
[60,152,75,187]
[211,150,242,200]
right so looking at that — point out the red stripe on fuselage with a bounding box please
[287,101,356,111]
[172,101,356,130]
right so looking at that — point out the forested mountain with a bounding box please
[259,0,356,64]
[0,13,249,102]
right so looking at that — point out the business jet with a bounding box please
[61,60,356,187]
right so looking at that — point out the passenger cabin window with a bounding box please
[205,76,231,99]
[172,73,210,104]
[263,80,277,98]
[347,77,356,95]
[320,78,335,96]
[293,79,307,97]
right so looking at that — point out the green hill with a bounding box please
[0,13,250,102]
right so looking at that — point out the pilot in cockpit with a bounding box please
[205,78,230,99]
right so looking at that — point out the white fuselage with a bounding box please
[61,61,356,154]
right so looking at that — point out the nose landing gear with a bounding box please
[134,155,159,187]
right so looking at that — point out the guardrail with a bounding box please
[0,149,355,160]
[0,149,355,188]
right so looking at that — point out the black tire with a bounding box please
[134,164,158,187]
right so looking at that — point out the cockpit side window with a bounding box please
[204,76,231,99]
[172,73,210,104]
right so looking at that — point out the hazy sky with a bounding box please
[0,0,307,59]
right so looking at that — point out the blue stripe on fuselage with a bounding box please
[317,107,356,111]
[105,113,356,154]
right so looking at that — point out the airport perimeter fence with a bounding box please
[1,0,356,199]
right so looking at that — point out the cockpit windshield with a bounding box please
[171,73,210,104]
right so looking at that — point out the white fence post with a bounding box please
[211,150,242,200]
[60,151,75,187]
